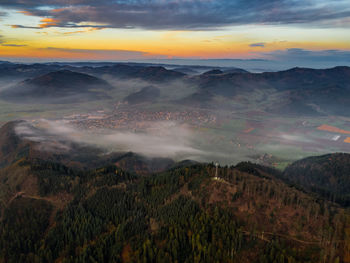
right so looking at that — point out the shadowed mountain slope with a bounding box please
[124,86,161,105]
[284,153,350,206]
[0,70,113,103]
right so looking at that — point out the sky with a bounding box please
[0,0,349,68]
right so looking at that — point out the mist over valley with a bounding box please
[1,61,350,263]
[0,62,349,168]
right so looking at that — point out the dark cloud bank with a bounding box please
[2,0,350,30]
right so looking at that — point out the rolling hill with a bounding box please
[0,62,186,83]
[82,64,186,82]
[0,70,113,103]
[124,86,161,105]
[1,62,350,116]
[183,66,350,116]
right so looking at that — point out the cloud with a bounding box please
[10,23,107,30]
[11,24,41,29]
[250,42,266,47]
[39,17,60,28]
[1,43,27,47]
[2,0,350,30]
[241,48,350,70]
[0,34,26,47]
[42,47,154,60]
[264,48,350,63]
[62,27,105,35]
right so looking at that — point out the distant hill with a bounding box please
[172,67,199,75]
[0,70,113,103]
[202,68,248,75]
[284,153,350,206]
[182,66,350,116]
[135,66,186,81]
[223,68,249,74]
[196,66,350,95]
[0,63,63,79]
[0,62,186,82]
[124,86,160,104]
[202,69,224,75]
[264,84,350,116]
[171,66,247,75]
[1,62,350,116]
[82,65,186,82]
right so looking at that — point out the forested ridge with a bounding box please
[284,153,350,206]
[1,155,350,263]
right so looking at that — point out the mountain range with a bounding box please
[187,66,350,115]
[1,62,350,116]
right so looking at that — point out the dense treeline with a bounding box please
[1,159,350,262]
[0,197,52,263]
[284,153,350,206]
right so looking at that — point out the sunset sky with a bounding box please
[0,0,349,67]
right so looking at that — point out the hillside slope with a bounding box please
[284,153,350,206]
[0,156,350,262]
[124,86,161,105]
[0,70,112,103]
[1,120,350,262]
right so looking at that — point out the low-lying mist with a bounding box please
[15,119,205,160]
[103,76,198,101]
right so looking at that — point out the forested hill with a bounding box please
[1,155,350,262]
[1,121,350,263]
[284,153,350,206]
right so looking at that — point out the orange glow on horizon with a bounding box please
[1,26,349,60]
[0,3,348,62]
